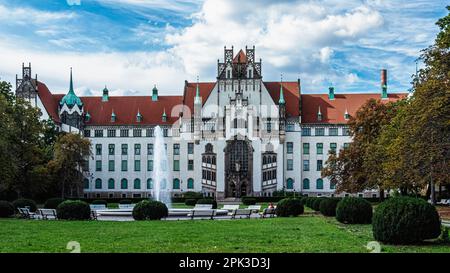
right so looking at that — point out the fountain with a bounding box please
[152,126,171,207]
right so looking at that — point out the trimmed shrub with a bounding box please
[242,197,257,206]
[57,200,91,220]
[183,191,203,199]
[91,199,107,205]
[119,199,132,204]
[372,196,441,244]
[12,198,37,212]
[305,197,317,209]
[336,197,372,224]
[44,198,65,209]
[185,199,197,206]
[319,198,341,217]
[0,201,15,218]
[311,198,325,211]
[196,198,217,209]
[275,198,304,217]
[132,200,168,220]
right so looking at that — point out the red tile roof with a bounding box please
[36,81,62,123]
[233,49,247,63]
[264,81,300,117]
[181,81,216,117]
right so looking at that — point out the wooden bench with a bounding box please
[187,209,216,220]
[17,208,37,219]
[261,208,276,218]
[231,209,252,219]
[247,205,261,213]
[38,209,57,220]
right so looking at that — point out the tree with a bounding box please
[48,133,91,198]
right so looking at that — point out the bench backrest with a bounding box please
[89,204,106,210]
[263,208,276,214]
[192,209,215,217]
[247,205,261,210]
[234,209,252,215]
[118,204,135,209]
[194,204,213,210]
[38,209,56,216]
[222,205,239,210]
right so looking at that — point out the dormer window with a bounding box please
[136,111,142,123]
[85,111,91,122]
[111,111,116,123]
[162,109,167,122]
[317,107,322,121]
[344,109,350,120]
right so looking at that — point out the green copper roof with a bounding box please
[278,80,285,105]
[60,68,83,108]
[162,108,167,117]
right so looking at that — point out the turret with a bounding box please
[152,85,158,101]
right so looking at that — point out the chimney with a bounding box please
[328,86,335,100]
[381,69,387,99]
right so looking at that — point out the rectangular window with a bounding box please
[84,130,91,137]
[317,160,323,171]
[107,129,116,137]
[121,160,127,171]
[146,128,154,137]
[287,142,293,154]
[329,128,338,136]
[108,144,115,155]
[303,143,310,155]
[147,160,153,171]
[343,127,350,136]
[173,144,180,155]
[108,160,114,171]
[188,143,194,154]
[134,160,141,171]
[134,144,141,155]
[95,160,102,171]
[121,144,128,155]
[147,144,153,155]
[94,129,103,137]
[302,127,311,136]
[133,129,142,137]
[95,144,102,155]
[173,160,180,171]
[286,124,295,132]
[287,159,293,171]
[330,143,337,153]
[344,143,350,149]
[303,160,310,171]
[120,129,129,137]
[317,143,323,154]
[163,128,168,137]
[188,159,194,171]
[315,128,325,136]
[266,121,272,132]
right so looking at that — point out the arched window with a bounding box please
[286,178,294,189]
[147,178,153,189]
[187,178,194,189]
[108,178,115,189]
[95,178,102,189]
[272,156,277,163]
[205,143,213,153]
[303,178,310,190]
[206,157,211,164]
[263,156,267,165]
[134,178,141,189]
[267,156,272,164]
[173,178,180,189]
[316,178,323,190]
[83,178,89,189]
[212,157,216,165]
[121,178,128,189]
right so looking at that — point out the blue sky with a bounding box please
[0,0,447,96]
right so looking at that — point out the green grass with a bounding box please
[0,215,448,253]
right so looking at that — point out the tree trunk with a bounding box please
[379,189,385,201]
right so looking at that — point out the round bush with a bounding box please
[0,201,15,218]
[305,197,317,209]
[242,197,256,206]
[314,198,326,211]
[336,197,372,224]
[185,199,197,206]
[196,198,217,209]
[12,198,37,212]
[319,198,341,217]
[119,199,132,204]
[132,200,168,220]
[275,198,304,217]
[57,200,91,220]
[44,198,65,209]
[91,199,107,205]
[373,197,441,244]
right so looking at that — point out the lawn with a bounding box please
[0,214,448,253]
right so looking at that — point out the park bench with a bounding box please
[37,209,57,220]
[193,204,213,210]
[230,209,252,219]
[17,208,38,219]
[118,204,135,209]
[89,204,107,210]
[437,199,450,206]
[247,205,261,213]
[261,207,276,218]
[222,204,239,211]
[187,209,216,220]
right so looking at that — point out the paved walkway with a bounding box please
[98,213,271,221]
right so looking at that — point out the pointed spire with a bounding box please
[317,106,322,121]
[194,76,201,104]
[162,108,167,122]
[69,67,74,94]
[278,74,285,105]
[136,109,142,122]
[85,110,91,122]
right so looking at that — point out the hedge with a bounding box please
[319,198,341,217]
[0,201,15,218]
[57,200,91,220]
[336,197,372,224]
[44,198,65,209]
[196,198,217,209]
[12,198,37,212]
[275,198,304,217]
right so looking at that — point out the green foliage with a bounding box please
[0,201,15,218]
[132,200,168,220]
[319,198,341,217]
[56,200,91,220]
[372,197,441,244]
[91,200,107,205]
[336,197,372,224]
[196,198,217,209]
[275,198,304,217]
[44,198,64,209]
[183,191,203,199]
[12,198,37,212]
[119,199,132,204]
[241,197,257,205]
[185,199,197,206]
[311,198,325,211]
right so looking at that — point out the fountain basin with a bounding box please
[96,208,229,217]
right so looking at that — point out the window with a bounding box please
[108,144,115,155]
[188,159,194,171]
[287,142,293,154]
[120,129,129,137]
[121,144,128,155]
[134,178,141,189]
[134,160,141,171]
[330,180,336,190]
[96,144,102,155]
[134,144,141,155]
[227,70,231,79]
[173,144,180,155]
[303,160,310,171]
[94,129,103,137]
[343,143,350,149]
[302,127,311,136]
[173,160,180,171]
[107,129,116,137]
[147,160,153,171]
[343,127,350,136]
[286,124,295,132]
[303,143,310,155]
[330,143,337,153]
[121,178,128,189]
[146,128,154,137]
[82,160,89,171]
[163,128,168,137]
[147,178,153,189]
[303,178,310,190]
[133,129,142,137]
[187,178,194,189]
[316,143,323,154]
[286,178,294,189]
[95,178,102,189]
[83,178,89,189]
[266,120,272,132]
[121,160,127,171]
[329,128,338,136]
[287,159,293,171]
[108,178,115,189]
[316,178,324,190]
[317,160,323,171]
[84,130,91,137]
[188,143,194,154]
[315,128,325,136]
[108,160,114,171]
[96,160,102,171]
[173,178,180,189]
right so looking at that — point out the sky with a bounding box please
[0,0,447,97]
